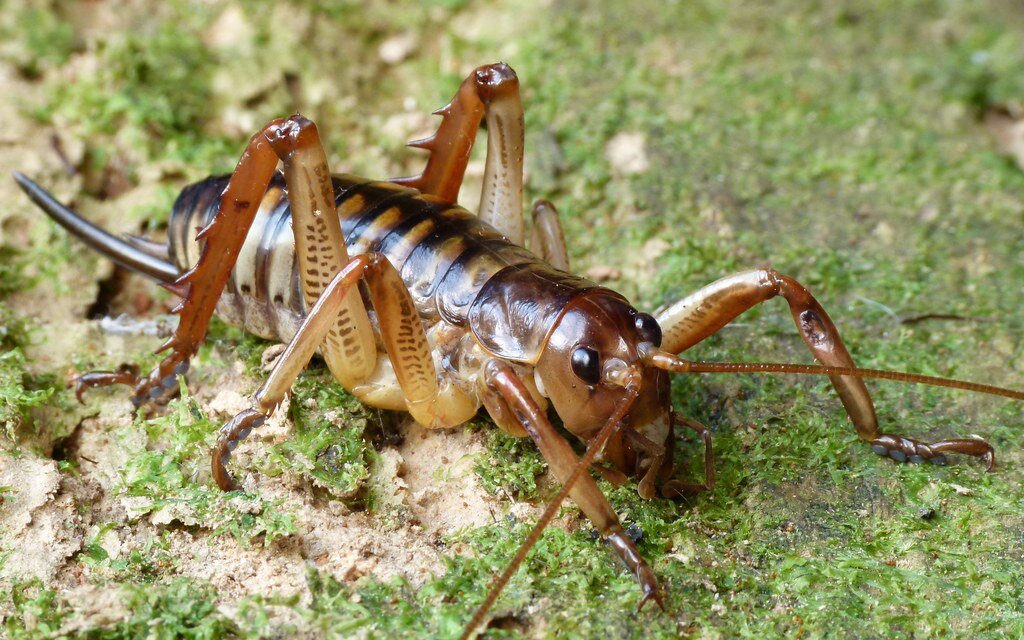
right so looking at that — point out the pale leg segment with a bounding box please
[213,253,476,490]
[655,268,994,467]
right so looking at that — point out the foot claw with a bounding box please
[73,363,142,403]
[212,409,268,491]
[870,434,994,471]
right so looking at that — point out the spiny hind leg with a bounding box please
[214,253,476,490]
[654,268,994,468]
[392,63,526,244]
[79,115,380,409]
[77,116,299,405]
[481,360,662,609]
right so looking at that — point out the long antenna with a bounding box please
[460,382,639,640]
[647,352,1024,401]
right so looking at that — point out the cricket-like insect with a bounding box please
[15,63,1024,637]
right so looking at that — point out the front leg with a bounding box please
[481,360,661,607]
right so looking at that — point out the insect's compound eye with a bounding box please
[635,313,662,347]
[570,346,602,385]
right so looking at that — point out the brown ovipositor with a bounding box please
[15,63,1024,638]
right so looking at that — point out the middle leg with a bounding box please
[530,200,570,270]
[213,252,477,490]
[660,416,715,498]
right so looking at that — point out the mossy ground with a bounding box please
[1,0,1023,638]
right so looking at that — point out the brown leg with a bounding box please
[530,200,570,271]
[78,115,380,408]
[661,416,714,498]
[654,268,994,467]
[482,360,661,608]
[74,363,143,404]
[392,63,527,244]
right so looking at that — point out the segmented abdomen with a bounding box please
[168,173,560,345]
[171,174,307,341]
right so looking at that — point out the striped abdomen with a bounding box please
[169,173,599,356]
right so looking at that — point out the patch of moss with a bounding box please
[120,384,297,545]
[0,349,57,442]
[4,581,68,639]
[0,246,33,299]
[0,6,77,78]
[201,319,274,377]
[259,368,380,502]
[0,303,33,353]
[3,578,236,639]
[80,526,176,584]
[41,19,216,150]
[473,429,545,501]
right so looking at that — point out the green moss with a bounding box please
[3,578,236,639]
[259,368,379,502]
[4,581,68,639]
[119,385,297,545]
[473,429,545,501]
[201,320,274,377]
[0,6,77,78]
[80,526,176,584]
[41,19,216,149]
[0,247,33,299]
[0,349,57,441]
[0,303,34,353]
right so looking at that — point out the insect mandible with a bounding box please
[14,62,1024,638]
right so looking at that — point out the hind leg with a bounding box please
[654,268,994,467]
[393,63,526,244]
[76,115,379,407]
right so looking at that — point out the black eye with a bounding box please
[570,346,601,385]
[635,313,662,347]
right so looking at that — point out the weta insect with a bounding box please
[15,63,1024,638]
